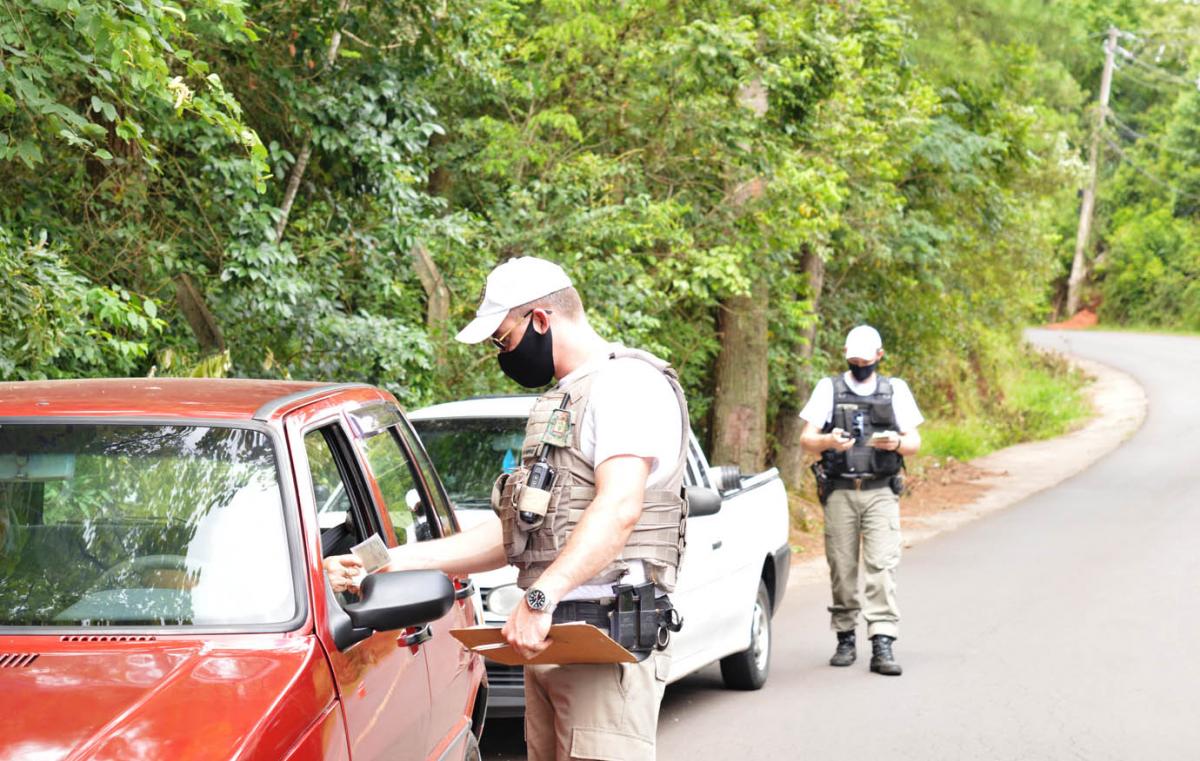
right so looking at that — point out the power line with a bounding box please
[1113,64,1190,94]
[1104,111,1193,156]
[1106,119,1195,159]
[1102,136,1200,200]
[1115,46,1200,89]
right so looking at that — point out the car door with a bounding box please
[291,410,433,761]
[669,437,725,666]
[348,405,480,757]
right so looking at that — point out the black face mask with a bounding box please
[498,321,556,388]
[848,361,878,382]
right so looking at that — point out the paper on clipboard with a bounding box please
[450,623,638,666]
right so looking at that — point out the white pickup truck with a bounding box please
[410,395,791,718]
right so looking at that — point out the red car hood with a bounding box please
[0,634,335,761]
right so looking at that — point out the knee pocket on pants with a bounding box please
[571,727,654,761]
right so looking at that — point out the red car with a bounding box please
[0,379,487,760]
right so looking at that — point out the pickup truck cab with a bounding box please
[0,379,486,761]
[409,395,790,718]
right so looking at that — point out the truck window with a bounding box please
[395,419,459,537]
[0,423,295,628]
[687,440,712,490]
[357,426,435,546]
[306,426,377,558]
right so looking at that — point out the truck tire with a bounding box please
[720,580,771,690]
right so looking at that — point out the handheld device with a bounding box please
[517,395,571,525]
[850,410,867,442]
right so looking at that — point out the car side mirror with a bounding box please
[342,570,455,633]
[686,485,723,517]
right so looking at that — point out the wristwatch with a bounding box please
[525,587,555,614]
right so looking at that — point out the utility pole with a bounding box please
[1066,26,1119,317]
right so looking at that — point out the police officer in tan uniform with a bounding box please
[799,325,923,676]
[326,256,689,760]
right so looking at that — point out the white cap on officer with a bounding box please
[844,325,883,360]
[455,256,573,344]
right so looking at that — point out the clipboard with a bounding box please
[450,623,638,666]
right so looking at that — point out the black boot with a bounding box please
[870,634,902,676]
[829,630,856,667]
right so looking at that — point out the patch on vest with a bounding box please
[541,407,573,448]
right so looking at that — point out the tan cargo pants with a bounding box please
[524,646,671,761]
[823,484,901,639]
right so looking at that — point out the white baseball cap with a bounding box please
[844,325,883,360]
[455,257,573,344]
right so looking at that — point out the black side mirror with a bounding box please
[686,485,723,517]
[342,570,455,633]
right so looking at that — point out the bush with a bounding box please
[0,228,164,380]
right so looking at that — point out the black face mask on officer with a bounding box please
[498,315,556,388]
[848,360,878,382]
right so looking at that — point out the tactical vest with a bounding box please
[490,348,690,593]
[819,375,904,479]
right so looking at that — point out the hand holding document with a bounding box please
[348,534,391,586]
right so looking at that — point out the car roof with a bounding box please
[0,378,374,422]
[409,394,537,421]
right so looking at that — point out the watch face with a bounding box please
[526,588,548,611]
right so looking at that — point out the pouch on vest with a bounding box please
[492,465,566,563]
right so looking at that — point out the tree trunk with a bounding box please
[410,244,450,324]
[173,273,225,353]
[710,277,770,472]
[773,249,825,490]
[709,77,772,472]
[273,0,351,244]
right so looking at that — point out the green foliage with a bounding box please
[922,344,1091,460]
[0,227,164,380]
[0,0,266,176]
[2,0,1098,456]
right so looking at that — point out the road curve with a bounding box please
[486,330,1197,760]
[656,330,1196,760]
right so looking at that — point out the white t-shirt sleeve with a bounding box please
[798,377,835,427]
[889,378,924,432]
[580,359,684,491]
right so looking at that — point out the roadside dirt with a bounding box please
[785,337,1148,587]
[1046,308,1098,330]
[787,457,999,562]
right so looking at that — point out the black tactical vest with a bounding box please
[819,375,904,479]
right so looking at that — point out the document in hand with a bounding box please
[450,623,638,666]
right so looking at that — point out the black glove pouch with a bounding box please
[610,582,684,661]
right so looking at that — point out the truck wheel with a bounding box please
[462,730,482,761]
[720,580,771,690]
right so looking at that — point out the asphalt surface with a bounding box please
[483,330,1196,760]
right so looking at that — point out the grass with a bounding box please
[1081,322,1200,336]
[921,356,1092,462]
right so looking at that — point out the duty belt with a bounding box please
[551,582,683,658]
[829,475,892,492]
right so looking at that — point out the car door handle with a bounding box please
[712,540,723,550]
[399,625,433,650]
[454,579,476,601]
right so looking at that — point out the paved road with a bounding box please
[485,330,1198,760]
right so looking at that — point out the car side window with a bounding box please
[395,419,459,537]
[357,426,434,547]
[305,426,373,558]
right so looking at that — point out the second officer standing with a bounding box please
[799,325,923,676]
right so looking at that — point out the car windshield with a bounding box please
[0,423,296,628]
[411,417,524,509]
